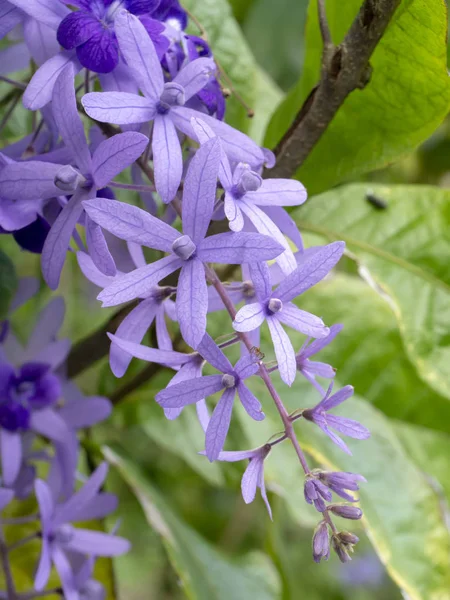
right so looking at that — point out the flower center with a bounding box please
[157,83,186,114]
[231,166,262,199]
[267,298,283,314]
[54,165,87,193]
[53,524,75,545]
[221,374,236,389]
[172,235,196,260]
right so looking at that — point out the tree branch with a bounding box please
[270,0,401,179]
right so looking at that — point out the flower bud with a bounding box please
[268,298,283,314]
[172,235,196,260]
[159,82,185,109]
[221,374,236,389]
[54,165,85,192]
[328,504,363,520]
[337,531,359,545]
[240,169,262,193]
[312,521,330,563]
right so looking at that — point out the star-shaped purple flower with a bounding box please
[156,334,265,461]
[0,64,148,288]
[82,10,267,203]
[233,242,345,385]
[83,137,284,348]
[303,384,371,454]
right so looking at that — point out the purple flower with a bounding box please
[331,531,359,563]
[205,445,272,518]
[312,520,330,563]
[296,324,343,394]
[192,116,307,274]
[57,0,168,73]
[303,384,370,454]
[82,11,267,202]
[312,470,367,502]
[0,64,148,288]
[35,462,129,599]
[83,138,284,348]
[233,243,345,385]
[156,334,265,461]
[328,504,363,520]
[304,476,332,513]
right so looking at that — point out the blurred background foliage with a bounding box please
[1,0,450,599]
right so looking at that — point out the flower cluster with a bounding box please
[0,1,371,591]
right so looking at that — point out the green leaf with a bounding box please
[238,380,450,600]
[0,249,17,318]
[293,183,450,401]
[265,0,450,193]
[298,273,450,433]
[183,0,283,143]
[105,445,281,600]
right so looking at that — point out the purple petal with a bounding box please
[66,529,130,556]
[0,161,64,200]
[237,383,264,421]
[86,216,117,276]
[156,307,173,350]
[98,254,181,307]
[83,197,178,251]
[56,11,101,50]
[109,297,158,377]
[26,296,65,356]
[156,374,224,409]
[173,57,216,101]
[224,193,244,231]
[267,317,297,386]
[0,488,13,511]
[54,462,108,527]
[300,324,343,359]
[99,58,139,94]
[320,385,354,411]
[234,355,259,379]
[8,0,69,30]
[77,251,118,288]
[241,455,263,504]
[23,20,59,67]
[247,178,307,207]
[34,479,54,536]
[0,430,22,486]
[76,27,119,73]
[30,409,69,443]
[81,91,155,125]
[0,3,22,39]
[9,277,39,314]
[240,200,296,275]
[41,189,86,290]
[92,131,148,189]
[34,537,52,591]
[59,396,112,429]
[248,261,271,302]
[321,425,352,455]
[213,449,260,462]
[197,232,284,264]
[233,302,265,333]
[66,493,117,521]
[275,242,345,303]
[0,198,41,231]
[51,546,78,600]
[277,303,329,338]
[301,361,336,379]
[107,333,189,367]
[23,51,81,111]
[114,9,164,100]
[190,117,233,189]
[197,333,233,374]
[263,206,304,251]
[177,259,208,349]
[152,114,182,204]
[325,415,371,440]
[171,106,265,168]
[196,398,210,432]
[205,387,235,462]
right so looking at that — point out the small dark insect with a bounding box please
[250,346,265,361]
[365,192,388,210]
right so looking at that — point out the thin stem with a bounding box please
[0,524,17,599]
[0,93,21,136]
[0,75,26,90]
[84,69,90,94]
[0,514,39,526]
[19,589,62,599]
[110,181,156,193]
[318,0,333,50]
[7,532,39,553]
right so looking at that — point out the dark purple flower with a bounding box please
[312,521,330,563]
[57,0,168,73]
[303,384,370,454]
[328,504,363,520]
[311,470,367,502]
[156,334,265,461]
[304,476,332,512]
[331,531,359,563]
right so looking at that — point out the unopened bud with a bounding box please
[54,165,84,192]
[312,521,330,563]
[331,534,352,563]
[337,531,359,545]
[328,504,363,520]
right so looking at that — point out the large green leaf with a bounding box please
[265,0,450,193]
[293,183,450,400]
[238,379,450,600]
[183,0,283,143]
[0,249,17,318]
[105,445,280,600]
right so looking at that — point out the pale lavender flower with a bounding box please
[296,324,343,394]
[35,463,129,599]
[156,333,264,461]
[192,116,307,274]
[233,243,344,385]
[303,384,370,454]
[208,445,272,518]
[83,138,284,348]
[82,11,267,202]
[312,520,330,563]
[0,64,148,288]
